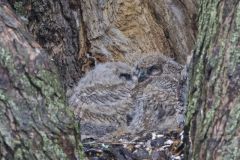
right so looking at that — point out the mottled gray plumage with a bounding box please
[69,62,135,139]
[129,54,185,133]
[69,54,186,140]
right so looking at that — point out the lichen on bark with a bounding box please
[185,0,240,159]
[0,4,83,159]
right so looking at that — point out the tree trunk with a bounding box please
[185,0,240,159]
[0,3,83,159]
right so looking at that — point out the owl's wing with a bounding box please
[70,83,132,108]
[69,82,135,139]
[130,75,180,132]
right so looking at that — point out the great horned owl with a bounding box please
[69,54,186,140]
[69,62,135,139]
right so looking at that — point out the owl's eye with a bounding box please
[119,73,132,81]
[147,65,160,75]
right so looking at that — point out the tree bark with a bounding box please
[185,0,240,159]
[28,0,84,90]
[9,0,197,90]
[0,3,83,159]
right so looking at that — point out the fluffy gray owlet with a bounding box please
[69,62,136,139]
[129,54,185,133]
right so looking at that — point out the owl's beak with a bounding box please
[137,70,148,82]
[133,67,148,83]
[138,72,147,82]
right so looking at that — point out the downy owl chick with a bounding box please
[129,53,185,133]
[69,62,135,139]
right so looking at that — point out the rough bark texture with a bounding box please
[10,0,197,90]
[79,0,197,64]
[28,0,84,90]
[0,3,83,159]
[185,0,240,159]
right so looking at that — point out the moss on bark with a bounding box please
[185,0,240,159]
[0,4,83,159]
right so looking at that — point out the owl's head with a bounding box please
[133,54,183,82]
[132,54,167,82]
[162,60,184,76]
[77,61,135,88]
[113,62,133,81]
